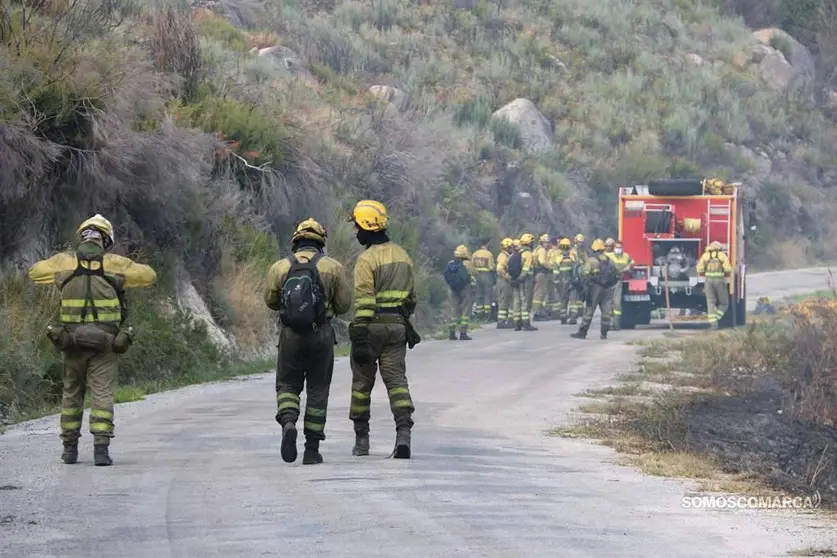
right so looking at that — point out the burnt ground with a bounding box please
[679,389,837,506]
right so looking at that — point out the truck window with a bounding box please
[645,210,672,234]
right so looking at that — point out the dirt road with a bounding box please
[1,268,835,557]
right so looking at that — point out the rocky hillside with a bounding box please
[2,0,837,420]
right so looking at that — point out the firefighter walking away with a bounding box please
[551,238,576,324]
[28,215,156,466]
[531,234,552,321]
[697,241,732,328]
[348,200,421,459]
[571,238,620,340]
[444,244,476,340]
[265,218,352,465]
[511,233,538,331]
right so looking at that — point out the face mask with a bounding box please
[615,248,623,255]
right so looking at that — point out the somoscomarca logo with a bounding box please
[681,491,821,510]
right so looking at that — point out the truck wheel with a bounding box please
[719,276,746,328]
[620,302,639,330]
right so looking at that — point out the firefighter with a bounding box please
[753,296,776,315]
[348,200,418,459]
[696,241,732,328]
[28,215,156,466]
[495,237,515,329]
[568,233,588,322]
[512,233,538,331]
[265,218,352,465]
[551,237,576,324]
[470,240,495,322]
[531,233,552,321]
[446,244,475,341]
[607,239,634,331]
[570,238,615,340]
[546,237,561,320]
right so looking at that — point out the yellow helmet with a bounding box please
[559,237,571,248]
[709,241,723,250]
[454,244,470,259]
[574,233,584,243]
[512,239,521,248]
[519,233,535,246]
[291,217,327,244]
[76,214,115,246]
[350,200,389,232]
[591,238,605,252]
[501,237,513,249]
[604,238,615,247]
[539,233,550,243]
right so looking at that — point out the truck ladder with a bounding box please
[706,199,732,249]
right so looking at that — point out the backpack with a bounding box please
[444,259,471,292]
[506,251,523,280]
[279,252,327,333]
[59,244,127,325]
[593,255,621,288]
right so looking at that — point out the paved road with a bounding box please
[2,268,835,557]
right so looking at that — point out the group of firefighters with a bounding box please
[445,234,635,341]
[445,233,734,339]
[27,200,734,467]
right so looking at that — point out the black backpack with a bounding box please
[594,255,621,288]
[279,252,327,332]
[443,259,471,292]
[506,251,523,280]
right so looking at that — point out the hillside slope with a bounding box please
[2,0,836,421]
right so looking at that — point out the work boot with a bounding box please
[93,444,112,466]
[522,319,538,331]
[280,422,298,463]
[448,327,457,341]
[352,430,370,457]
[570,328,587,339]
[500,320,514,329]
[302,440,323,465]
[61,442,78,465]
[459,330,472,341]
[514,320,523,331]
[392,427,411,459]
[560,317,567,325]
[600,330,608,340]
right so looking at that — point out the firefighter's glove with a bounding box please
[349,323,376,366]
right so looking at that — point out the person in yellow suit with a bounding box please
[545,237,561,320]
[347,200,419,459]
[606,239,634,330]
[551,237,577,323]
[568,233,587,323]
[446,245,476,341]
[512,233,538,331]
[696,241,732,329]
[28,214,157,466]
[495,237,515,329]
[470,240,495,322]
[531,233,552,321]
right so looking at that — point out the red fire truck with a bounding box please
[616,178,747,329]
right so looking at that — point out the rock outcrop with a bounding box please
[491,98,552,154]
[367,85,410,111]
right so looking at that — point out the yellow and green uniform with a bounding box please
[449,257,476,332]
[28,251,156,445]
[265,247,352,443]
[568,245,588,319]
[512,246,534,323]
[349,241,417,431]
[578,253,614,335]
[531,244,551,314]
[495,249,513,322]
[471,248,495,319]
[550,249,576,320]
[606,251,634,329]
[696,248,732,327]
